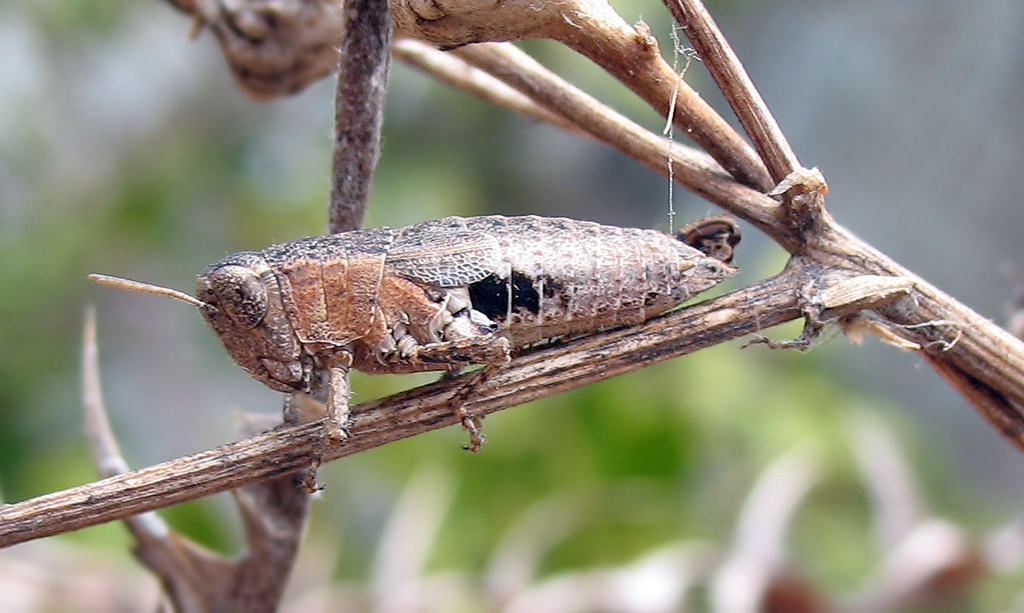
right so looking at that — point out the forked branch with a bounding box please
[663,0,800,181]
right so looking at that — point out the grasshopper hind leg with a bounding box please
[366,333,512,452]
[448,363,503,453]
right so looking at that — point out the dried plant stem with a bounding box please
[83,307,134,479]
[924,354,1024,453]
[330,0,392,233]
[0,269,803,548]
[452,43,791,246]
[549,12,773,190]
[394,39,584,136]
[664,0,800,181]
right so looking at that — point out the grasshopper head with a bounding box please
[196,252,311,394]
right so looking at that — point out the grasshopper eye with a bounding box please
[206,265,269,329]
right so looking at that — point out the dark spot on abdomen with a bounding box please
[511,272,540,314]
[469,274,507,321]
[541,276,564,299]
[469,271,541,321]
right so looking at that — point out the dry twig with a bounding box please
[663,0,800,182]
[330,0,392,232]
[83,308,311,612]
[393,39,584,135]
[448,42,789,243]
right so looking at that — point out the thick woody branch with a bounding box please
[0,269,803,548]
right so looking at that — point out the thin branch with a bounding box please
[665,0,800,182]
[0,268,804,548]
[545,9,774,190]
[83,306,135,479]
[329,0,393,232]
[393,39,584,136]
[387,0,773,189]
[451,43,792,248]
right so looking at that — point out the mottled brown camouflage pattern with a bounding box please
[196,215,737,398]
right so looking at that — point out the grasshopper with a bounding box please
[93,215,739,448]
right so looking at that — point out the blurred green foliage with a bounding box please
[1,1,1022,610]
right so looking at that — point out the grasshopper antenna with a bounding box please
[89,274,212,310]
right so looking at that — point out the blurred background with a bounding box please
[2,0,1024,610]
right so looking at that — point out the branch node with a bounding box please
[769,168,829,240]
[632,20,658,52]
[749,271,921,353]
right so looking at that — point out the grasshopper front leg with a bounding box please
[280,352,352,492]
[325,350,354,444]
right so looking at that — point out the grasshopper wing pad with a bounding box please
[386,225,502,287]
